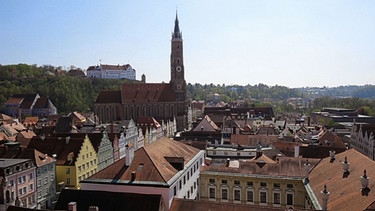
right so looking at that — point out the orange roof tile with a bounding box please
[308,149,375,211]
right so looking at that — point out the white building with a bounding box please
[81,137,205,211]
[86,64,136,80]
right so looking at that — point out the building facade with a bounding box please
[0,159,37,208]
[87,64,136,80]
[350,123,375,160]
[94,14,190,131]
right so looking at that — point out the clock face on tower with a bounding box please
[176,66,182,72]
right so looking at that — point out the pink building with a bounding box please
[0,159,37,208]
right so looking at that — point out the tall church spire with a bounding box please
[173,11,182,39]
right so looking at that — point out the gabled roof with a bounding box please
[4,97,23,105]
[68,111,86,122]
[308,149,375,211]
[33,96,55,109]
[0,146,55,167]
[27,136,85,165]
[54,189,163,211]
[54,117,73,133]
[255,125,280,135]
[121,83,176,104]
[87,137,201,184]
[136,116,161,129]
[12,94,39,109]
[193,115,220,132]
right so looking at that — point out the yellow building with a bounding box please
[29,135,98,189]
[199,153,320,210]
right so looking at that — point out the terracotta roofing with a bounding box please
[308,149,375,211]
[55,189,163,211]
[170,198,310,211]
[255,125,280,135]
[23,117,38,126]
[121,83,176,104]
[193,115,220,132]
[68,111,86,122]
[0,113,13,121]
[317,130,346,148]
[12,94,38,109]
[4,97,23,105]
[18,130,36,139]
[54,117,73,133]
[88,137,201,184]
[95,90,122,104]
[27,136,85,165]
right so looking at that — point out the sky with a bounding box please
[1,1,375,88]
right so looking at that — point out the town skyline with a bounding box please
[1,1,375,88]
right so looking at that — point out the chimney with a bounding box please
[125,145,134,167]
[131,171,136,181]
[65,136,71,145]
[304,159,311,180]
[294,145,300,158]
[255,144,262,159]
[342,156,349,173]
[361,169,369,189]
[321,185,330,211]
[68,202,77,211]
[329,150,335,163]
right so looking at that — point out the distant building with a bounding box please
[350,123,375,160]
[94,13,190,131]
[1,94,57,119]
[86,64,136,80]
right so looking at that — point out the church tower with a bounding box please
[170,12,186,102]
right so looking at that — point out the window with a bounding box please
[273,192,281,204]
[9,180,14,187]
[222,188,228,200]
[78,166,81,172]
[179,180,182,189]
[23,187,26,194]
[260,182,267,187]
[274,183,280,188]
[234,180,240,185]
[183,175,186,185]
[287,184,293,189]
[66,168,70,174]
[209,178,215,184]
[247,190,254,202]
[38,191,41,199]
[66,178,70,185]
[260,191,267,204]
[234,189,241,201]
[22,175,26,183]
[29,173,33,180]
[287,193,294,205]
[247,181,253,186]
[29,184,33,191]
[37,180,41,187]
[209,187,215,199]
[174,186,177,196]
[18,189,22,195]
[18,177,22,184]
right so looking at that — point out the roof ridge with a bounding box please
[142,145,169,182]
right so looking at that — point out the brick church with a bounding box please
[95,14,191,131]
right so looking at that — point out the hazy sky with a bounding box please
[1,1,375,88]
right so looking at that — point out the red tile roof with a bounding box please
[121,83,176,103]
[95,90,122,104]
[89,137,201,183]
[308,149,375,211]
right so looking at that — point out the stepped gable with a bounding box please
[95,90,122,104]
[121,83,176,104]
